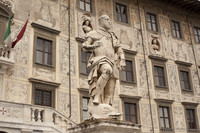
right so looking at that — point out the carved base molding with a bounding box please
[69,119,141,133]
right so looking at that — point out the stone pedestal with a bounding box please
[69,119,141,133]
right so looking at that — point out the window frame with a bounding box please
[76,0,95,14]
[115,3,128,23]
[120,94,141,124]
[80,50,92,75]
[150,56,168,89]
[146,12,158,32]
[78,88,90,122]
[32,82,56,108]
[194,27,200,43]
[32,23,60,71]
[79,0,92,13]
[113,0,131,26]
[171,20,182,39]
[155,99,174,132]
[36,37,53,66]
[176,61,193,93]
[182,102,199,132]
[120,49,137,84]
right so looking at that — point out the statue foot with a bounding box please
[92,99,99,105]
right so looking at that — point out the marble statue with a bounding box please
[82,16,93,34]
[82,15,126,119]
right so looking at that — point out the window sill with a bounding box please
[182,89,193,93]
[160,128,174,132]
[155,85,168,89]
[80,73,89,77]
[35,62,54,68]
[188,129,199,132]
[121,80,136,85]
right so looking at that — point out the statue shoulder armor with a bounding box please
[86,30,100,41]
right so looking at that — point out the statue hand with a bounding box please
[118,59,126,70]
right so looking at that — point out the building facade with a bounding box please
[0,0,200,133]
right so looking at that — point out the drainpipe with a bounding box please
[137,0,155,132]
[68,0,72,118]
[186,9,200,86]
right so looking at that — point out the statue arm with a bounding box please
[82,37,101,50]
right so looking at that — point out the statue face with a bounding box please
[101,16,111,30]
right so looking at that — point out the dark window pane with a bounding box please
[35,89,52,107]
[116,3,128,23]
[124,103,137,124]
[121,70,126,81]
[36,51,43,64]
[37,38,43,51]
[45,41,52,53]
[159,107,171,129]
[127,72,133,81]
[147,13,157,31]
[82,97,89,121]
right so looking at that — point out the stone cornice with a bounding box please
[123,49,138,55]
[119,94,141,100]
[175,60,192,66]
[31,22,61,34]
[29,78,61,87]
[154,98,174,104]
[148,55,168,61]
[181,102,199,106]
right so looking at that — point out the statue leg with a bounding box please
[104,77,116,105]
[93,63,112,104]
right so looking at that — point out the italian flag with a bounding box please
[12,18,29,48]
[4,16,12,48]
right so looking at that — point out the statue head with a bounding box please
[98,15,111,30]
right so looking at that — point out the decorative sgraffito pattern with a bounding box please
[155,90,169,99]
[174,41,188,62]
[33,67,56,81]
[32,0,59,28]
[173,106,186,131]
[141,104,158,129]
[60,76,77,90]
[191,69,200,96]
[5,80,30,103]
[12,25,30,65]
[60,39,76,76]
[120,84,138,95]
[57,92,78,123]
[171,94,181,102]
[167,64,180,93]
[6,65,29,80]
[137,58,152,89]
[13,0,30,21]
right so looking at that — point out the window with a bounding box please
[172,20,182,38]
[121,60,134,82]
[81,50,91,75]
[194,27,200,43]
[180,70,191,90]
[31,81,56,107]
[82,97,89,121]
[35,89,52,106]
[147,13,158,32]
[32,22,59,70]
[124,102,137,124]
[36,38,52,66]
[154,66,166,87]
[159,106,171,129]
[186,109,197,129]
[116,3,128,23]
[79,0,92,12]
